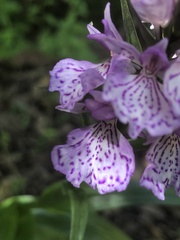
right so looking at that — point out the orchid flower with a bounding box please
[49,2,123,112]
[49,2,180,200]
[102,38,180,139]
[49,59,109,111]
[140,131,180,200]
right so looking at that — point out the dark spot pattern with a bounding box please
[164,59,180,116]
[51,121,135,194]
[140,134,180,200]
[104,71,179,139]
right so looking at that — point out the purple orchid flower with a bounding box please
[103,38,180,139]
[49,59,110,111]
[140,131,180,200]
[164,51,180,117]
[51,120,135,194]
[49,2,123,112]
[130,0,178,28]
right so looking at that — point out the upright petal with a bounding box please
[140,38,169,74]
[51,121,135,194]
[102,2,122,40]
[130,0,177,27]
[164,54,180,116]
[140,134,180,200]
[103,55,180,139]
[88,34,140,62]
[87,2,122,41]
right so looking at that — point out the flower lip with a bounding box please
[51,121,135,194]
[140,133,180,200]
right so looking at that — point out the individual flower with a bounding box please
[49,59,110,111]
[130,0,178,28]
[103,38,180,139]
[140,131,180,200]
[49,2,122,112]
[164,51,180,117]
[51,120,135,194]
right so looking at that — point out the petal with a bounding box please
[80,61,110,94]
[51,121,135,194]
[103,55,180,139]
[84,90,116,121]
[87,23,101,34]
[102,3,122,40]
[88,35,140,62]
[49,58,96,110]
[164,56,180,116]
[140,134,180,200]
[87,3,122,41]
[130,0,177,27]
[140,39,169,74]
[85,99,116,121]
[55,103,87,114]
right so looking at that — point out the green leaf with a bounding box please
[89,181,180,211]
[120,0,142,51]
[69,189,89,240]
[85,214,132,240]
[39,180,71,213]
[32,208,70,240]
[15,209,35,240]
[0,202,18,240]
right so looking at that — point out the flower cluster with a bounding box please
[49,1,180,200]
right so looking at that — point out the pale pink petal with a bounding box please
[103,2,122,40]
[140,134,180,200]
[51,121,135,194]
[49,58,96,110]
[164,56,180,116]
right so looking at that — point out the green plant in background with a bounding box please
[1,180,180,240]
[0,0,98,60]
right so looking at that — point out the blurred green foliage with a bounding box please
[0,181,132,240]
[0,0,93,60]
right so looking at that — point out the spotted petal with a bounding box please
[164,55,180,117]
[51,121,135,194]
[140,134,180,200]
[49,58,96,110]
[103,55,180,139]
